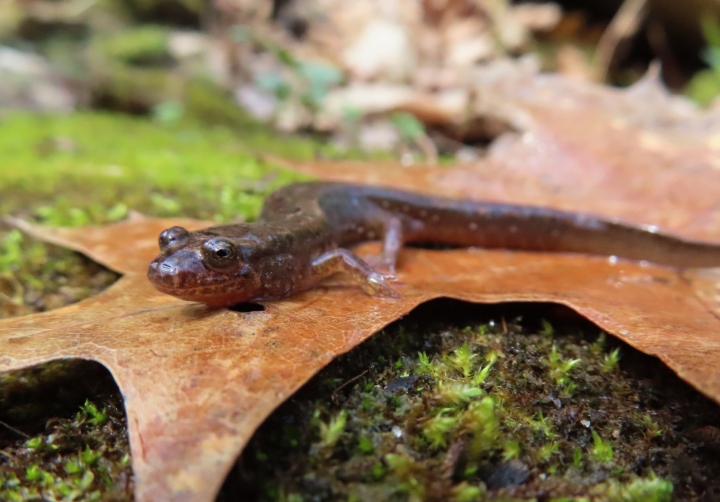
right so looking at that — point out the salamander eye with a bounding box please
[159,226,189,250]
[201,238,238,270]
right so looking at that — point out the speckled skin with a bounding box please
[147,182,720,307]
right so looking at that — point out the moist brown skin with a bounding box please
[147,182,720,307]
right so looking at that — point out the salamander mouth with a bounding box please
[149,275,255,306]
[150,282,209,298]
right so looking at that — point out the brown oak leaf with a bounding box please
[2,63,720,502]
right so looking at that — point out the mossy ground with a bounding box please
[0,361,131,501]
[0,112,315,224]
[1,113,720,501]
[230,302,720,501]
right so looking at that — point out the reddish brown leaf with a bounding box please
[2,65,720,502]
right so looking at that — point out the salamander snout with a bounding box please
[147,247,207,293]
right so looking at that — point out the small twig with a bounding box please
[594,0,649,82]
[439,437,465,481]
[0,419,30,439]
[331,370,368,403]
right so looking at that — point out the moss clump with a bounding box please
[233,301,719,501]
[0,113,314,222]
[0,360,132,501]
[92,25,171,66]
[0,229,119,318]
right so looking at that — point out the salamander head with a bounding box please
[147,225,263,307]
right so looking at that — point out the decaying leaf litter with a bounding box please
[3,0,720,501]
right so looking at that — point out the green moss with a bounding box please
[0,112,314,222]
[0,230,119,318]
[0,361,132,500]
[685,68,720,106]
[589,429,613,464]
[590,473,673,502]
[602,347,621,373]
[686,17,720,106]
[315,409,348,452]
[234,301,720,501]
[547,343,581,389]
[92,25,171,65]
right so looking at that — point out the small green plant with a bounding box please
[472,361,494,386]
[94,25,170,65]
[435,381,484,405]
[80,400,108,426]
[502,439,521,460]
[464,397,501,457]
[572,447,583,468]
[447,343,477,378]
[150,193,182,215]
[317,410,347,450]
[641,414,663,440]
[590,429,614,464]
[686,17,720,105]
[385,452,427,500]
[213,185,265,223]
[529,412,556,439]
[80,445,102,465]
[284,492,303,502]
[106,203,129,222]
[417,351,437,376]
[541,319,554,336]
[234,26,343,114]
[602,348,621,373]
[422,412,459,449]
[622,472,672,501]
[538,440,560,462]
[152,101,185,124]
[24,436,44,451]
[357,436,374,455]
[370,462,385,481]
[450,481,485,502]
[593,331,607,352]
[547,344,581,388]
[385,451,426,500]
[36,205,92,227]
[0,230,23,271]
[390,112,426,143]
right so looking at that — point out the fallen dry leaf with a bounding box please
[2,196,720,501]
[3,63,720,502]
[270,63,720,402]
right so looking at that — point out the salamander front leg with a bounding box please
[364,217,404,273]
[380,217,403,274]
[311,248,401,298]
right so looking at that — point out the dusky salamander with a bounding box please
[147,182,720,307]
